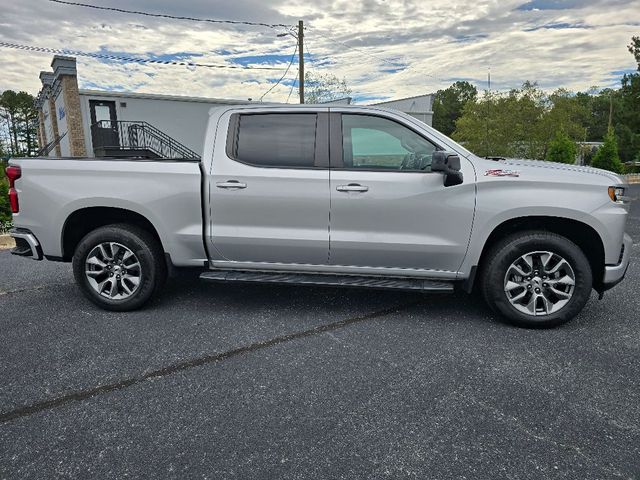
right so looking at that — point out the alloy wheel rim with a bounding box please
[85,242,141,299]
[504,250,575,316]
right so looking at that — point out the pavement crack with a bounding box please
[0,283,75,296]
[0,301,418,424]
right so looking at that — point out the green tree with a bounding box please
[629,36,640,69]
[453,82,587,159]
[453,85,544,158]
[0,90,39,157]
[616,71,640,163]
[432,81,477,136]
[591,128,624,173]
[546,130,577,164]
[574,88,618,142]
[304,72,352,104]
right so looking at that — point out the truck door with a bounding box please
[328,112,475,273]
[208,109,330,266]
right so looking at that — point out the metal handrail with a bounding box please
[36,131,67,157]
[91,120,200,159]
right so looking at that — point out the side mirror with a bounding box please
[431,151,463,187]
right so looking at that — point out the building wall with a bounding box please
[407,112,433,126]
[372,94,434,127]
[79,92,246,157]
[62,76,87,157]
[54,89,70,156]
[42,100,54,153]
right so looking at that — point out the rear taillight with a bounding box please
[5,165,21,214]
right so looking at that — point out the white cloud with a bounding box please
[0,0,638,102]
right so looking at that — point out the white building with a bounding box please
[36,56,252,158]
[372,95,433,126]
[35,55,433,159]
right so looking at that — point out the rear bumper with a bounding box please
[9,228,43,260]
[601,233,632,290]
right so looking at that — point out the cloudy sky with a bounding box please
[0,0,638,103]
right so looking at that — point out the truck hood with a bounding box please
[489,158,624,184]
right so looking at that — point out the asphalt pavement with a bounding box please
[0,186,638,479]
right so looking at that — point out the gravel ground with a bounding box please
[0,186,638,479]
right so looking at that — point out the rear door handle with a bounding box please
[336,183,369,192]
[216,180,247,189]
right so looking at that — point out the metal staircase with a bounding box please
[91,121,200,160]
[36,131,67,157]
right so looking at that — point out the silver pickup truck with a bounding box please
[6,104,632,328]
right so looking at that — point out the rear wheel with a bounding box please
[480,231,592,328]
[73,224,166,311]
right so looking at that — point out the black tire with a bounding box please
[480,231,593,328]
[72,223,167,311]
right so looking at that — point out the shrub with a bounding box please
[546,131,577,164]
[0,166,12,229]
[592,128,624,173]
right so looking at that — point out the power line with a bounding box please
[259,44,298,101]
[49,0,293,29]
[49,1,421,81]
[0,41,287,71]
[304,25,403,67]
[286,69,298,103]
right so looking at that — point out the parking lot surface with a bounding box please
[1,186,639,479]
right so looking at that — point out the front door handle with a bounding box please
[336,183,369,192]
[216,180,247,189]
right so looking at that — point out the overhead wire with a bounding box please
[259,43,298,101]
[286,69,299,103]
[0,42,286,71]
[42,2,436,93]
[48,0,293,29]
[303,24,403,67]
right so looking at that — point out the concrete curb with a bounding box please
[0,234,15,250]
[625,174,640,184]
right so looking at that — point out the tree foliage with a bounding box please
[591,128,624,173]
[304,72,352,104]
[0,90,39,157]
[629,36,640,70]
[546,130,577,164]
[432,81,477,136]
[453,82,587,159]
[441,36,640,164]
[615,71,640,163]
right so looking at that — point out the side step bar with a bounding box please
[200,270,454,292]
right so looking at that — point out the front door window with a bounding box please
[342,114,438,171]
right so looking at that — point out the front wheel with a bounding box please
[480,231,593,328]
[73,224,166,311]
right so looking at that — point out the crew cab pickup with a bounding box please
[6,105,632,327]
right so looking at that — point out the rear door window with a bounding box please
[233,113,317,168]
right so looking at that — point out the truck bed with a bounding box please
[9,156,207,267]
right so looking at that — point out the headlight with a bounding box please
[608,186,628,203]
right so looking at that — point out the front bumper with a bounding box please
[601,233,632,290]
[9,228,43,260]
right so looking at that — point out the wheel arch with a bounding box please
[468,216,605,292]
[61,206,165,261]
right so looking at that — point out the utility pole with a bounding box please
[298,20,304,104]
